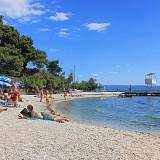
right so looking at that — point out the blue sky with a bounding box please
[1,0,160,85]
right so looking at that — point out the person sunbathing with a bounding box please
[19,105,69,123]
[41,104,69,123]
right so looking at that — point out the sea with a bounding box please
[56,85,160,134]
[100,85,160,93]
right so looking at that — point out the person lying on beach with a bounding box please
[18,105,69,123]
[18,105,42,119]
[0,107,8,112]
[41,104,69,123]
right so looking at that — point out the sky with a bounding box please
[0,0,160,85]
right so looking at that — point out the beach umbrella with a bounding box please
[0,75,11,82]
[0,75,23,88]
[17,82,23,88]
[0,81,11,87]
[0,75,11,87]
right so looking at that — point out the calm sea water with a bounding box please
[57,96,160,133]
[99,85,160,92]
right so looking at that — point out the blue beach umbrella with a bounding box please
[0,81,11,87]
[17,82,23,88]
[0,75,23,88]
[0,75,11,82]
[0,75,11,87]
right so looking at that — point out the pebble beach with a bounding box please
[0,94,160,160]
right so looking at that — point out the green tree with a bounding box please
[47,60,62,76]
[65,72,73,90]
[0,16,3,26]
[73,78,100,91]
[88,78,98,90]
[19,36,47,74]
[23,74,46,92]
[0,47,23,76]
[0,17,70,92]
[0,17,47,77]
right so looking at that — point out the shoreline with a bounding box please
[54,94,160,136]
[0,93,160,160]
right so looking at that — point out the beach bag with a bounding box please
[20,108,31,117]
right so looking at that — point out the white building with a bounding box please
[145,73,157,86]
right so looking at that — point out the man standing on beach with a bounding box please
[64,91,67,101]
[40,88,44,102]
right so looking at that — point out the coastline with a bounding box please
[0,93,160,160]
[54,93,160,135]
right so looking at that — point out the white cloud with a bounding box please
[0,0,46,19]
[39,28,50,32]
[32,19,40,24]
[57,31,69,38]
[60,28,69,31]
[49,12,69,21]
[92,73,99,77]
[85,22,111,32]
[18,17,31,23]
[18,17,41,24]
[30,2,45,9]
[108,72,118,75]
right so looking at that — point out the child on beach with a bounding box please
[45,90,50,104]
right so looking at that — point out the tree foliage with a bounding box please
[74,78,101,91]
[65,72,73,90]
[47,60,62,76]
[0,17,101,92]
[0,17,47,77]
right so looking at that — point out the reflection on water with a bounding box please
[56,97,160,133]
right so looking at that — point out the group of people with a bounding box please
[0,82,69,123]
[0,81,21,107]
[39,89,53,104]
[0,80,21,113]
[39,88,70,102]
[18,104,69,123]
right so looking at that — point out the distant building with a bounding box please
[145,73,157,86]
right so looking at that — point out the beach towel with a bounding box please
[29,117,53,121]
